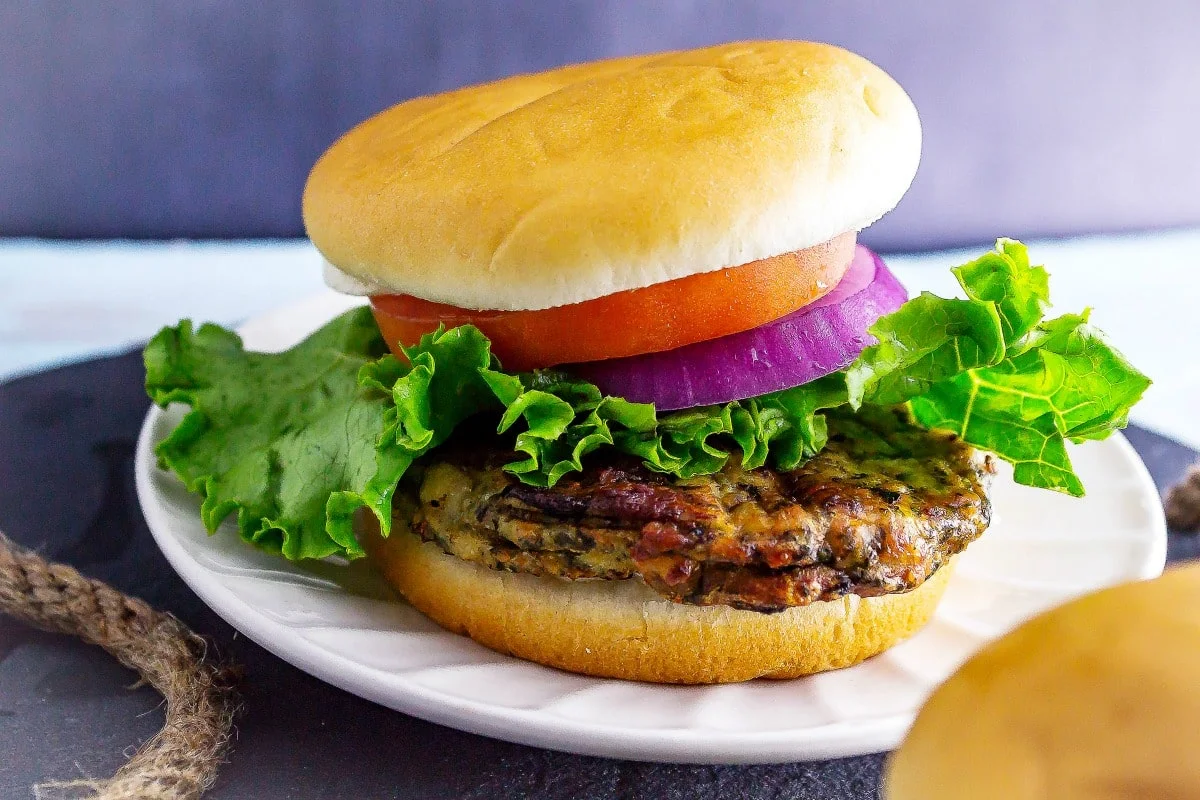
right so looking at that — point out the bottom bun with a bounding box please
[358,512,955,684]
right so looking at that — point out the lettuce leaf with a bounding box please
[849,239,1149,495]
[478,370,845,486]
[480,370,660,486]
[845,238,1049,406]
[907,310,1151,496]
[145,309,500,560]
[845,293,1006,406]
[145,307,392,560]
[954,238,1050,343]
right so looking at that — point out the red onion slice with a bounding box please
[571,246,907,410]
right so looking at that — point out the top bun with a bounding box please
[885,563,1200,800]
[304,41,921,311]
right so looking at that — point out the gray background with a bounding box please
[3,1,1200,249]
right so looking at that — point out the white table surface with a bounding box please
[3,232,1198,450]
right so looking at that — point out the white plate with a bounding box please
[135,292,1168,764]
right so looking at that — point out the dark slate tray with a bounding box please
[1,350,1196,799]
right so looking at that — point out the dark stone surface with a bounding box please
[4,2,1200,249]
[0,351,1195,799]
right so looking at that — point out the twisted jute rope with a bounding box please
[0,532,239,800]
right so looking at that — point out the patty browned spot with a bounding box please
[405,406,995,613]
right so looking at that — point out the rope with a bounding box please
[0,532,238,800]
[1166,464,1200,532]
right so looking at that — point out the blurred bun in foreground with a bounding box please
[885,563,1200,800]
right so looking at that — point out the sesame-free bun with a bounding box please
[305,41,921,311]
[358,514,954,685]
[885,563,1200,800]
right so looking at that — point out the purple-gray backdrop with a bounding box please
[2,1,1198,249]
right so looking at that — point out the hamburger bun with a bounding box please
[357,510,955,684]
[885,563,1200,799]
[305,40,921,311]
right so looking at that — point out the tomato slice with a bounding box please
[371,232,856,371]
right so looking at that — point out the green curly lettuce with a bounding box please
[844,239,1149,495]
[476,370,845,487]
[906,309,1149,495]
[145,238,1149,561]
[145,309,499,560]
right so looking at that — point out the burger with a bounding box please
[145,41,1149,684]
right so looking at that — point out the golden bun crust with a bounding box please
[359,516,954,684]
[886,563,1200,800]
[305,40,921,311]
